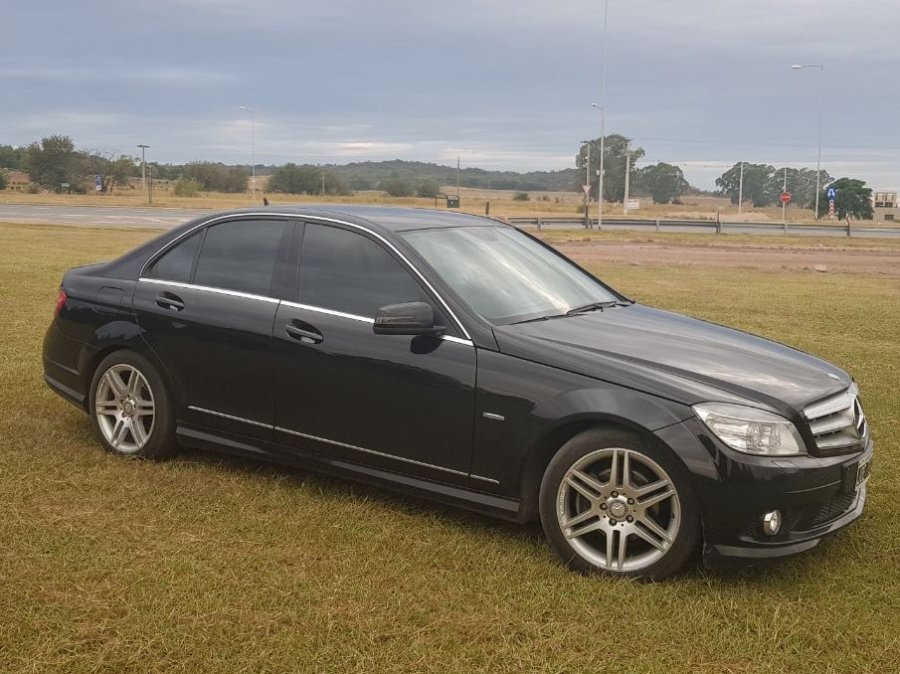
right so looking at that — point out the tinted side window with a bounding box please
[148,232,201,282]
[194,220,286,296]
[298,224,425,317]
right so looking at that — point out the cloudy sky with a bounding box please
[3,0,898,189]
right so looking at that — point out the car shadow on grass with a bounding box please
[168,445,834,585]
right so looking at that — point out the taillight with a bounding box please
[54,288,68,316]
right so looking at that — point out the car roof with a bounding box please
[206,204,501,233]
[99,205,503,280]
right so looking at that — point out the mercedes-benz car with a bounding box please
[42,206,873,579]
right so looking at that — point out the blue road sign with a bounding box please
[94,175,102,191]
[826,187,837,199]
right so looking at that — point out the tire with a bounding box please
[88,350,178,459]
[539,427,699,580]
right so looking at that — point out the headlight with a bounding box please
[693,403,806,456]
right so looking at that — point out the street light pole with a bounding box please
[791,64,824,220]
[137,144,150,205]
[239,106,256,200]
[581,140,592,228]
[623,141,631,216]
[595,0,610,230]
[738,161,745,215]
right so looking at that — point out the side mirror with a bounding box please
[373,301,445,336]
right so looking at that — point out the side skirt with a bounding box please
[175,424,524,522]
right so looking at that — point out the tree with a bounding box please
[174,177,203,197]
[0,170,7,190]
[0,145,26,170]
[575,134,645,202]
[416,179,441,198]
[380,177,415,197]
[817,178,873,220]
[266,163,321,194]
[25,135,80,190]
[636,163,688,204]
[716,163,778,207]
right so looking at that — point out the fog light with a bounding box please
[762,510,782,536]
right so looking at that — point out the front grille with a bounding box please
[804,384,868,456]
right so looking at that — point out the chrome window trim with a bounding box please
[139,211,472,340]
[188,405,271,429]
[139,277,280,304]
[279,300,372,324]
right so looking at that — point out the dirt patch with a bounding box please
[556,241,900,276]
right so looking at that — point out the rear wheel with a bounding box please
[539,428,699,580]
[89,351,177,459]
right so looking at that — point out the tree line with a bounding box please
[0,134,877,217]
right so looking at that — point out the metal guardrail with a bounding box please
[506,216,900,238]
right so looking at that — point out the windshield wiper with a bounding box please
[566,300,630,316]
[512,313,568,325]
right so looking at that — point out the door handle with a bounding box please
[286,323,323,344]
[155,292,185,312]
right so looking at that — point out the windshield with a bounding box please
[402,226,620,324]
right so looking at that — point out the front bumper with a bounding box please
[655,417,873,566]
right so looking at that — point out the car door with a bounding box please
[133,217,290,441]
[271,221,478,486]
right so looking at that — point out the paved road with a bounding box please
[2,203,899,238]
[0,204,211,228]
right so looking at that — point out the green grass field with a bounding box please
[1,223,898,673]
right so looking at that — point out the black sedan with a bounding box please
[43,206,873,579]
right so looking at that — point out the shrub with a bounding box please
[416,179,441,198]
[174,177,203,197]
[513,191,530,201]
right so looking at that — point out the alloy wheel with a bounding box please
[94,364,156,454]
[555,447,681,573]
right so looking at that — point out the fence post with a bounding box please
[537,218,542,232]
[655,218,660,232]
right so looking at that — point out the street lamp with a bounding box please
[581,139,592,228]
[791,64,824,220]
[593,0,610,230]
[137,144,150,205]
[591,103,606,229]
[239,106,256,200]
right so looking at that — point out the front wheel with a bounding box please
[89,350,178,459]
[539,428,699,580]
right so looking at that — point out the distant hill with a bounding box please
[257,159,579,193]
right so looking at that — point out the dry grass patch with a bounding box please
[1,223,898,673]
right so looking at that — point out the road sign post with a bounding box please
[780,189,791,233]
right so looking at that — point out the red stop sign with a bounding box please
[780,192,792,204]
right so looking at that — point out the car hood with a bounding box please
[492,304,850,413]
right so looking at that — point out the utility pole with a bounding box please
[321,168,326,196]
[738,161,745,215]
[782,166,788,233]
[137,144,150,205]
[456,157,460,198]
[623,141,631,216]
